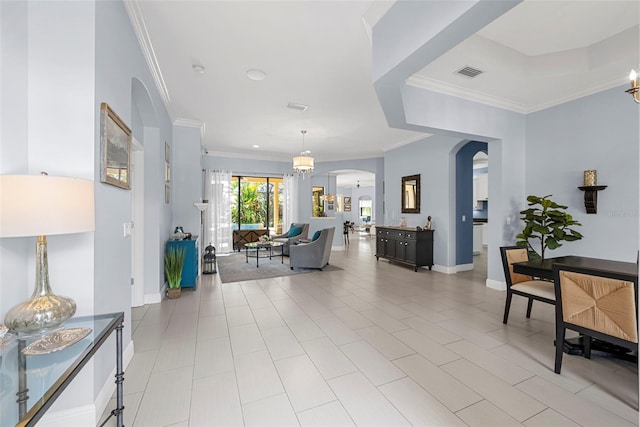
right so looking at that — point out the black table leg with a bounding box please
[113,320,125,427]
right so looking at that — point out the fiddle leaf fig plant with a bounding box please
[516,194,583,260]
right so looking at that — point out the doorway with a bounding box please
[130,137,145,307]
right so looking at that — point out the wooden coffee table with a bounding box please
[244,241,284,267]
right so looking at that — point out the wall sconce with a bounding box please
[625,69,639,103]
[578,170,607,214]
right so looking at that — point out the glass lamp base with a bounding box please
[4,294,76,335]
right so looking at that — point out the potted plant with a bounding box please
[165,247,186,299]
[516,194,583,260]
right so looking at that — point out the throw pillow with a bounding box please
[288,225,303,237]
[311,230,322,241]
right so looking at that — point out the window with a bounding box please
[231,176,283,234]
[312,186,325,217]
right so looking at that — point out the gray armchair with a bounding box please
[290,227,335,270]
[272,223,309,256]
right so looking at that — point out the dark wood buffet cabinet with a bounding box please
[375,226,434,271]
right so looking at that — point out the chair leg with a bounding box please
[583,335,592,359]
[555,325,566,374]
[526,298,534,318]
[503,292,513,324]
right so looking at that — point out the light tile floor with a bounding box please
[101,236,638,426]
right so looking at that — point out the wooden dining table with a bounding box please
[513,255,638,359]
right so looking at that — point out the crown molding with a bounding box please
[407,75,529,114]
[174,118,206,140]
[526,77,628,113]
[124,1,171,111]
[407,74,629,115]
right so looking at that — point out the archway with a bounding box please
[131,77,159,306]
[454,141,488,278]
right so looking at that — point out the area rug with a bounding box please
[216,252,342,284]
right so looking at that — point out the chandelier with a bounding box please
[292,130,314,176]
[626,69,639,103]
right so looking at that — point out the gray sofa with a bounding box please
[272,223,309,256]
[289,227,335,270]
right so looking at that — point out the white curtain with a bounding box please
[204,170,233,254]
[282,173,299,230]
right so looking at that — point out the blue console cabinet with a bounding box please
[166,236,199,289]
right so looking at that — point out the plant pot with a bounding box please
[167,287,181,299]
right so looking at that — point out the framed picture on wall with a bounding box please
[165,184,170,204]
[344,196,351,204]
[328,202,335,211]
[100,103,131,190]
[344,204,351,212]
[165,142,170,162]
[165,162,171,182]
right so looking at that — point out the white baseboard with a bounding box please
[486,279,506,290]
[456,263,474,272]
[431,264,456,274]
[332,245,345,251]
[144,287,163,305]
[38,340,135,427]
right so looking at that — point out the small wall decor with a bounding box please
[578,169,607,214]
[165,184,170,204]
[100,103,131,189]
[165,142,170,162]
[165,162,171,183]
[344,196,351,204]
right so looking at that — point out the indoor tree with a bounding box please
[516,194,583,260]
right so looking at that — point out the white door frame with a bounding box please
[131,137,145,307]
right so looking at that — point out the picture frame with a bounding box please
[165,162,171,183]
[344,196,351,204]
[344,204,351,212]
[328,202,335,211]
[165,142,170,162]
[100,103,131,190]
[165,184,170,204]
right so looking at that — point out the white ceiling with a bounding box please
[131,0,639,169]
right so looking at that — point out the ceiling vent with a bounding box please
[287,102,308,111]
[455,66,484,78]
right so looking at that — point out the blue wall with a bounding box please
[455,141,487,265]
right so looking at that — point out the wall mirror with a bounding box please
[401,174,420,214]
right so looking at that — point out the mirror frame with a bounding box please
[401,174,420,214]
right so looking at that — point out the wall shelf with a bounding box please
[578,185,607,214]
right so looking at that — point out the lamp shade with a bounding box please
[0,174,95,238]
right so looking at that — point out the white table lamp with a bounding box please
[0,173,95,334]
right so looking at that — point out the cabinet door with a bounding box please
[385,236,397,258]
[404,239,416,263]
[376,236,386,257]
[395,239,406,260]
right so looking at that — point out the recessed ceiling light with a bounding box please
[192,64,206,73]
[252,144,260,149]
[246,69,266,81]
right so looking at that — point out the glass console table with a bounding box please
[0,312,125,427]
